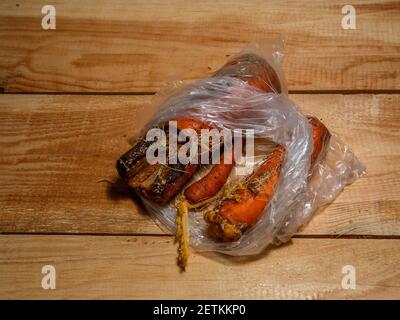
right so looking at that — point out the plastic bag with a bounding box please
[127,40,366,256]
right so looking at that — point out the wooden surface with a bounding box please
[1,236,399,299]
[0,94,399,236]
[0,0,399,92]
[0,0,399,300]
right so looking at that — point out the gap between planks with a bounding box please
[1,232,400,240]
[2,90,400,95]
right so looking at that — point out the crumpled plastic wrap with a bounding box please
[134,40,366,256]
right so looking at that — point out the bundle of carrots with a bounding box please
[116,53,330,270]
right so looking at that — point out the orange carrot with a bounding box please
[184,148,235,204]
[307,116,331,168]
[204,146,284,241]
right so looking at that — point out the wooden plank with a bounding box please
[0,235,399,299]
[0,0,399,92]
[0,94,399,236]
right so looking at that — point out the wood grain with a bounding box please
[0,235,399,299]
[0,0,399,92]
[0,94,399,236]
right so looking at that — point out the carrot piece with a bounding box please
[184,148,235,204]
[220,146,284,227]
[307,116,331,168]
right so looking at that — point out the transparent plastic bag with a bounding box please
[125,40,366,256]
